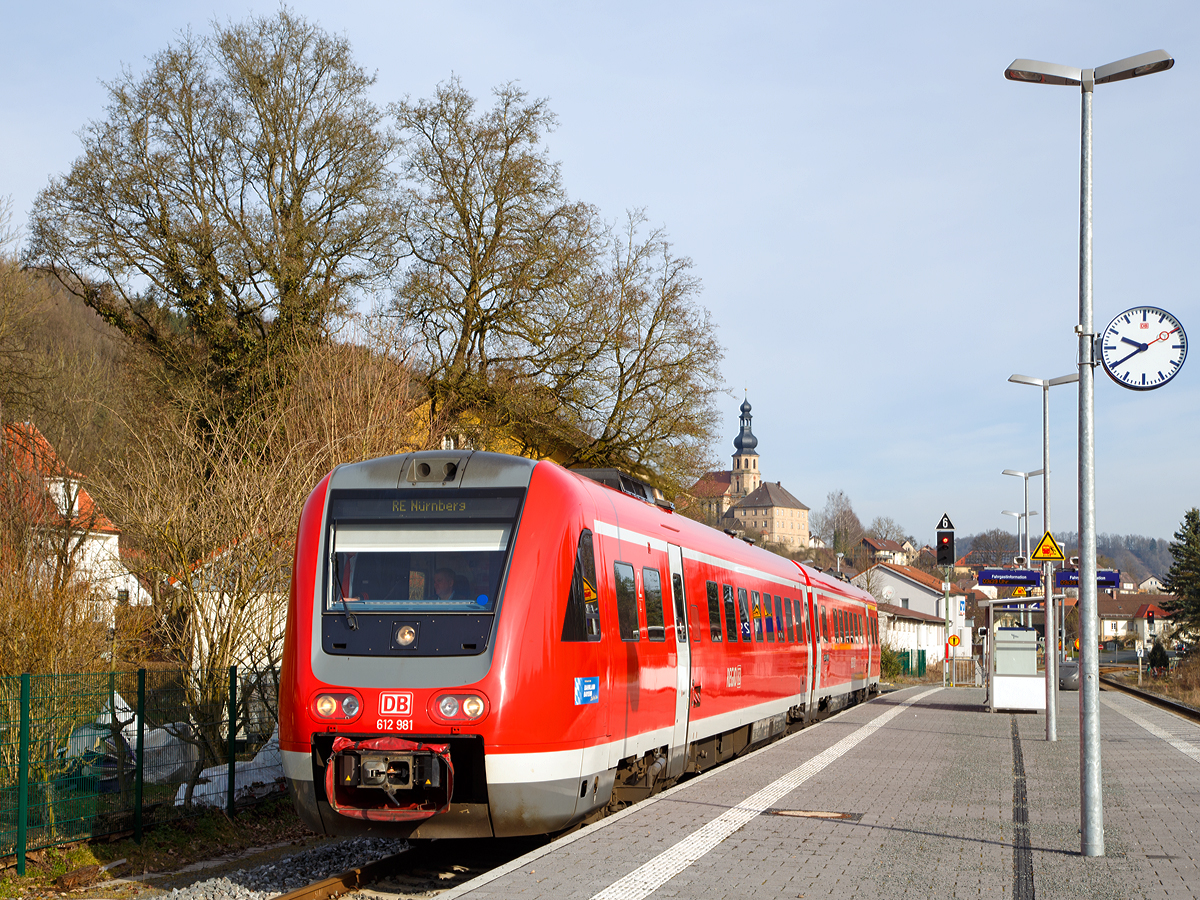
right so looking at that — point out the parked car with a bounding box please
[1059,659,1079,691]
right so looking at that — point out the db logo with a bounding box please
[379,692,412,716]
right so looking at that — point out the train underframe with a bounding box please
[288,682,876,840]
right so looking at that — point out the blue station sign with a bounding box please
[1054,569,1120,589]
[977,568,1042,587]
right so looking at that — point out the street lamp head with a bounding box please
[1094,50,1173,85]
[1005,51,1172,89]
[1003,469,1027,478]
[1009,372,1079,389]
[1002,510,1021,519]
[1005,59,1083,86]
[1009,374,1046,387]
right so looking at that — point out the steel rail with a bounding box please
[274,851,413,900]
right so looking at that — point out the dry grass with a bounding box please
[1120,655,1200,709]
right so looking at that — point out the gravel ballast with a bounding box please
[160,837,407,899]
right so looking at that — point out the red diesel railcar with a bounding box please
[281,450,879,839]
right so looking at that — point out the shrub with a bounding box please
[1149,640,1170,670]
[880,643,904,680]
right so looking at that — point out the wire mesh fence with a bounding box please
[0,666,281,873]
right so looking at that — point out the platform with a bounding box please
[360,684,1200,900]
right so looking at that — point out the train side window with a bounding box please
[820,605,828,642]
[784,598,795,642]
[707,581,723,642]
[839,609,846,643]
[723,584,738,643]
[751,591,765,641]
[614,562,640,641]
[857,613,863,641]
[560,530,600,642]
[644,568,666,641]
[738,588,752,642]
[799,600,807,643]
[773,596,784,644]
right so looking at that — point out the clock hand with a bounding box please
[1145,326,1179,347]
[1112,344,1148,368]
[1120,336,1146,349]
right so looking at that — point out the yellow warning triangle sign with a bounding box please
[1031,531,1065,562]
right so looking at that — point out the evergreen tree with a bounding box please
[1162,508,1200,638]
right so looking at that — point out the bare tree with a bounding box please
[26,10,401,410]
[392,82,724,492]
[867,516,908,544]
[964,528,1019,568]
[0,423,112,676]
[810,490,864,558]
[90,324,432,799]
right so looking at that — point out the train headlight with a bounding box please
[429,691,489,723]
[396,625,417,646]
[312,691,362,721]
[461,695,485,719]
[315,695,338,717]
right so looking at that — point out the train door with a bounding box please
[665,545,691,779]
[802,587,816,706]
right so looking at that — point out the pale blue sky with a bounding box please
[3,1,1198,544]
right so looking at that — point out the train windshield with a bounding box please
[327,523,511,613]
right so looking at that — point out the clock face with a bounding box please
[1100,306,1187,391]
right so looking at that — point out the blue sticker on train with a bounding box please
[574,677,599,705]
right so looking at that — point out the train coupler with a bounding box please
[324,736,455,822]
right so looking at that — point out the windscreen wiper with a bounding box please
[330,522,358,630]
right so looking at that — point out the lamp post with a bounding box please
[1010,372,1079,742]
[1002,508,1038,626]
[1005,48,1173,858]
[1002,469,1044,561]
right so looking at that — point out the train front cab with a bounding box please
[281,452,685,839]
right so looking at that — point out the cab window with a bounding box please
[560,530,600,642]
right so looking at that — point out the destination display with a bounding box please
[1054,569,1120,589]
[977,567,1042,587]
[327,489,524,521]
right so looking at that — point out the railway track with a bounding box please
[1100,672,1200,724]
[274,836,548,900]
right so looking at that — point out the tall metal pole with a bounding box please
[1022,479,1030,627]
[1078,70,1103,857]
[1043,384,1057,741]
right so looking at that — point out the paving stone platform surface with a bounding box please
[359,684,1200,900]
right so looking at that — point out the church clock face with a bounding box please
[1100,306,1187,391]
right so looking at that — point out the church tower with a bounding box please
[731,398,760,499]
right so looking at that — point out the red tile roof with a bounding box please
[3,422,118,534]
[690,471,733,498]
[864,562,967,596]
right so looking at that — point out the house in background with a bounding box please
[1139,576,1164,594]
[852,561,966,620]
[2,422,150,623]
[877,602,945,660]
[859,536,911,566]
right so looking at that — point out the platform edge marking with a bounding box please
[1100,695,1200,764]
[588,686,942,900]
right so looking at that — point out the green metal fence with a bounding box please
[898,649,927,677]
[0,666,280,874]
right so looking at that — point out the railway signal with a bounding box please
[936,531,954,566]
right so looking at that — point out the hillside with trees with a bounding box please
[956,529,1173,579]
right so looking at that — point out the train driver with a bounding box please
[433,567,461,601]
